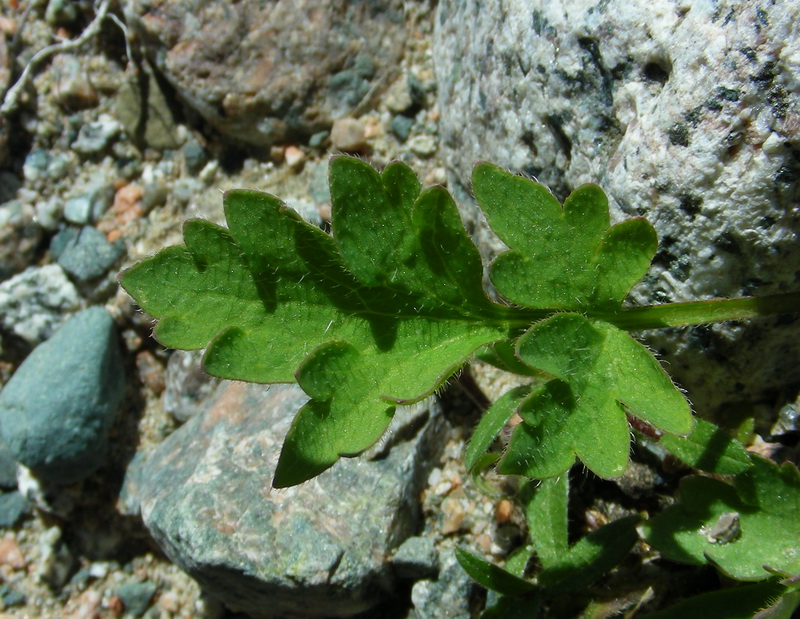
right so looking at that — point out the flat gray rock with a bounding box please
[0,307,124,484]
[125,0,406,146]
[123,381,444,618]
[434,0,800,413]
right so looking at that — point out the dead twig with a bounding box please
[1,0,114,115]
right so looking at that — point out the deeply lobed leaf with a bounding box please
[498,314,693,479]
[122,158,515,487]
[473,163,657,311]
[121,156,692,487]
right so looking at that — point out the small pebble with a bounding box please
[284,145,305,169]
[116,581,157,617]
[408,134,437,157]
[495,499,512,524]
[55,226,126,282]
[183,139,208,175]
[391,115,414,142]
[330,118,367,152]
[52,54,97,109]
[0,492,28,528]
[385,78,414,113]
[309,131,329,148]
[0,537,26,570]
[71,115,120,155]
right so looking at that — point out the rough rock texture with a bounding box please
[125,0,407,146]
[0,264,82,345]
[122,382,445,618]
[0,307,124,484]
[434,0,800,414]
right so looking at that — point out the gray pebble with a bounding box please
[55,226,125,282]
[310,162,331,205]
[116,581,157,617]
[23,150,51,183]
[391,115,415,142]
[0,492,30,528]
[0,307,125,484]
[408,134,437,157]
[172,178,203,206]
[309,131,329,148]
[182,139,208,176]
[36,197,63,231]
[71,116,120,155]
[0,584,25,608]
[63,196,93,225]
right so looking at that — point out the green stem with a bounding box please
[594,292,800,331]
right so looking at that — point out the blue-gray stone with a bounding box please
[71,118,120,154]
[0,492,30,528]
[182,139,208,175]
[55,226,126,282]
[391,115,415,142]
[63,196,93,225]
[122,382,445,618]
[116,581,157,617]
[0,307,124,484]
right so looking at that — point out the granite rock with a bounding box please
[434,0,800,413]
[0,264,81,345]
[125,0,406,146]
[0,307,125,484]
[123,382,445,618]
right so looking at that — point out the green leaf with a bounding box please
[641,456,800,580]
[660,418,753,475]
[122,157,517,487]
[120,156,691,488]
[499,314,693,479]
[481,594,541,618]
[520,476,569,568]
[474,163,657,311]
[644,580,789,619]
[455,547,537,596]
[465,385,531,472]
[538,515,640,594]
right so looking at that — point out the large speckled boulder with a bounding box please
[434,0,800,414]
[124,0,407,146]
[122,382,444,618]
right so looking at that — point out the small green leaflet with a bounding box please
[499,314,692,479]
[121,156,692,487]
[473,163,657,311]
[641,455,800,580]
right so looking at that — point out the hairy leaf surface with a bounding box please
[499,314,693,479]
[474,163,657,310]
[641,456,800,580]
[121,156,691,487]
[123,158,517,486]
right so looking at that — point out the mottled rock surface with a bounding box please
[434,0,800,413]
[0,307,124,484]
[123,382,445,618]
[126,0,407,146]
[0,265,81,345]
